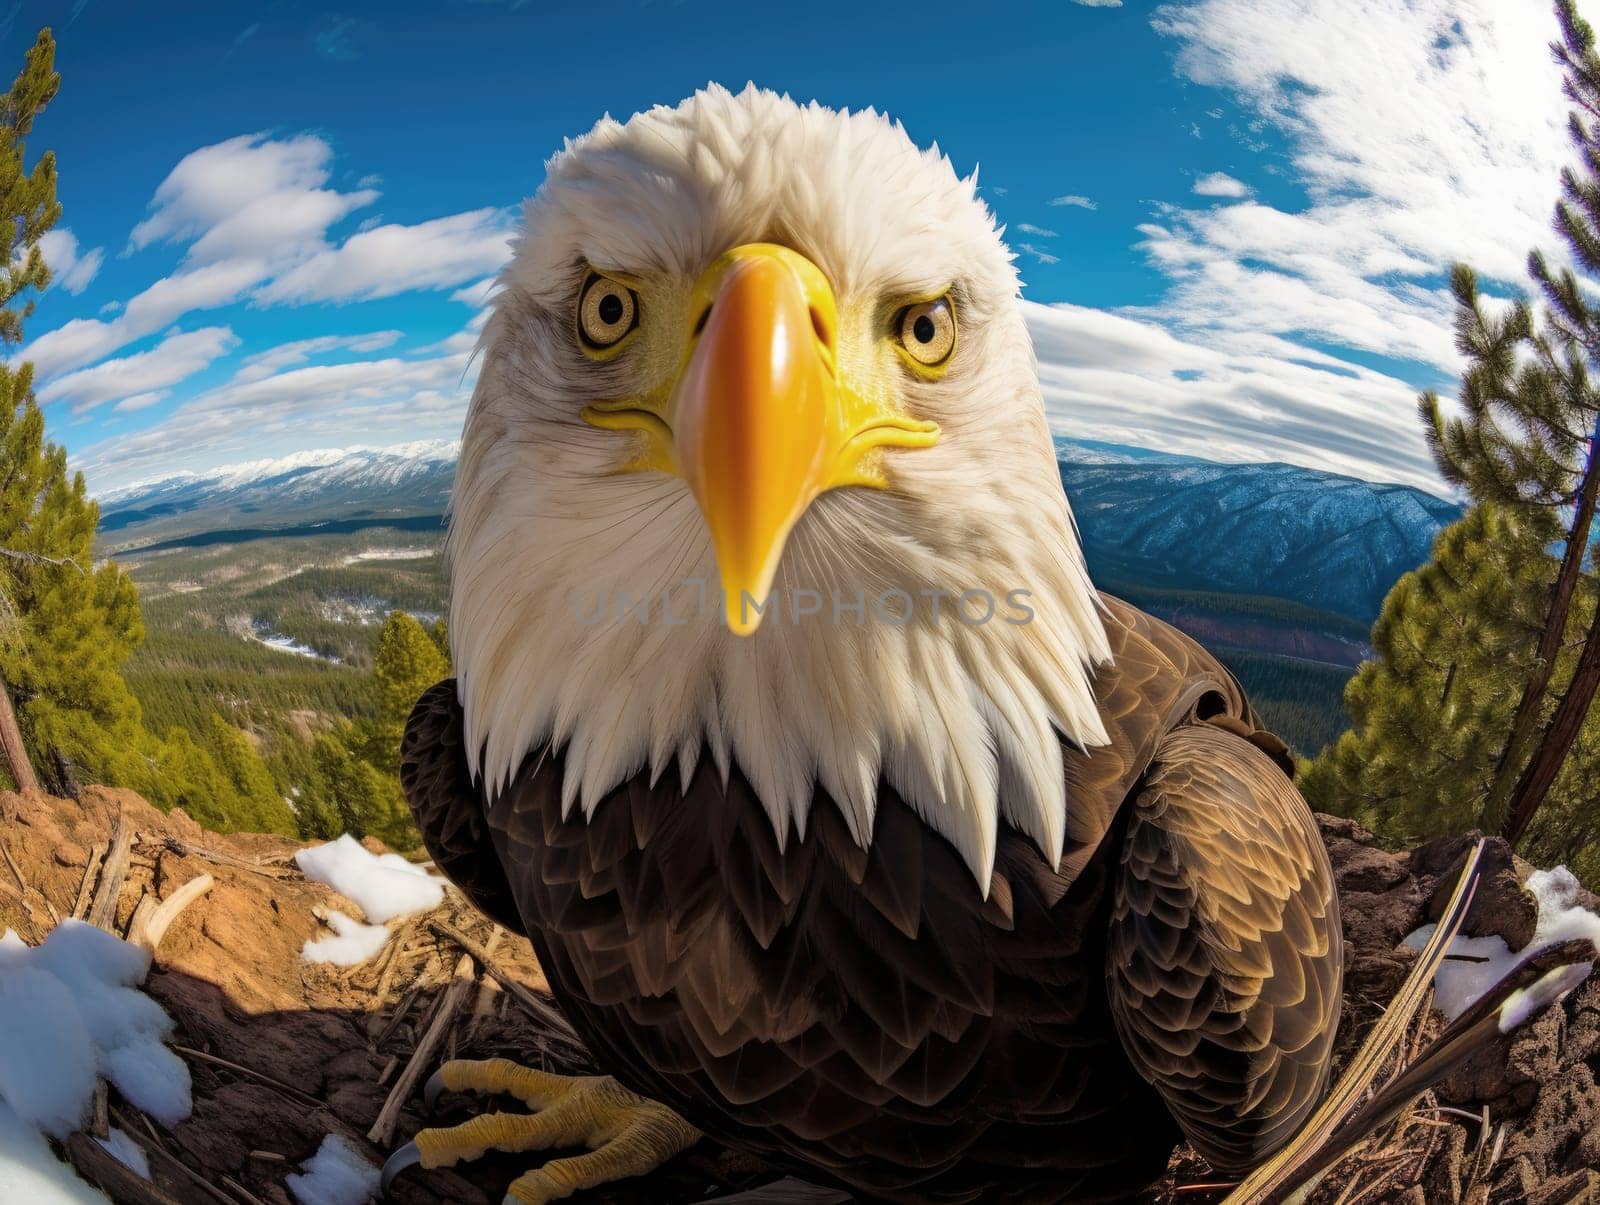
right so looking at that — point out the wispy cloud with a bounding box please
[1148,0,1576,380]
[231,331,403,383]
[35,229,104,295]
[255,208,513,305]
[1027,301,1438,491]
[1017,222,1059,238]
[1018,243,1061,265]
[1192,170,1251,198]
[21,132,513,384]
[314,16,360,62]
[39,326,239,415]
[1048,194,1097,210]
[222,23,259,63]
[1070,0,1122,7]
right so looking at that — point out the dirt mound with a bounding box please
[0,790,1596,1204]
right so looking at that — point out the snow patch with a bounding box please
[295,835,443,923]
[97,1127,150,1180]
[0,1100,104,1203]
[1404,864,1600,1022]
[0,922,191,1201]
[301,911,391,966]
[285,1134,380,1205]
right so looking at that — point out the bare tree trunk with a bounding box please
[1502,592,1600,846]
[1482,442,1600,833]
[0,668,38,793]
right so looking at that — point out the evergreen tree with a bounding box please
[350,611,450,777]
[1309,1,1600,862]
[0,29,60,792]
[0,30,159,798]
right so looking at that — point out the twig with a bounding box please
[144,836,294,879]
[87,810,133,932]
[65,1131,183,1205]
[429,920,583,1047]
[72,842,105,918]
[220,1174,272,1205]
[370,915,419,1000]
[171,1044,323,1111]
[1,838,27,896]
[0,546,86,573]
[368,953,475,1147]
[112,1103,243,1205]
[127,873,214,953]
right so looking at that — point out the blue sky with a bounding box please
[9,0,1583,494]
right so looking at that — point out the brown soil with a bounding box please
[0,788,1596,1204]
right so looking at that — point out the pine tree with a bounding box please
[1417,0,1600,845]
[1300,507,1583,843]
[350,611,450,777]
[0,30,60,792]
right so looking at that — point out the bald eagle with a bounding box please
[389,86,1342,1204]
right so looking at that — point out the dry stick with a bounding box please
[3,836,60,925]
[373,982,423,1044]
[87,810,133,932]
[220,1174,272,1205]
[147,836,293,879]
[72,841,105,918]
[368,953,476,1147]
[89,1081,109,1140]
[125,894,157,946]
[65,1131,185,1205]
[112,1103,244,1205]
[430,920,583,1047]
[171,1044,324,1111]
[370,915,419,1001]
[127,872,215,953]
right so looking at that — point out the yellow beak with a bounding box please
[585,243,940,635]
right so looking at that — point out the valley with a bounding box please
[95,439,1461,762]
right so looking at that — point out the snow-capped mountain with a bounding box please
[98,436,1459,621]
[98,441,459,540]
[1057,441,1460,620]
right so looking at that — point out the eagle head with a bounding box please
[449,85,1110,893]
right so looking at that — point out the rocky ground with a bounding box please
[0,787,1597,1204]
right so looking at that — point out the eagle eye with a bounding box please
[577,272,639,353]
[896,296,956,369]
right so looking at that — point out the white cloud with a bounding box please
[1017,223,1059,238]
[450,277,500,308]
[1049,195,1098,209]
[75,340,478,492]
[1018,243,1062,265]
[114,391,168,413]
[24,257,267,378]
[231,331,402,383]
[1071,0,1123,6]
[1026,300,1439,491]
[38,326,238,414]
[128,133,376,264]
[1148,0,1584,376]
[256,209,514,305]
[35,229,104,295]
[1192,170,1251,198]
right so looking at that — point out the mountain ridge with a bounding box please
[98,437,1461,621]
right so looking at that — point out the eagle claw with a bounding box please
[379,1141,421,1197]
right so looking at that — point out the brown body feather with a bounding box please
[402,596,1342,1202]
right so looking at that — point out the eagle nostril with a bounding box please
[692,305,712,338]
[810,306,831,349]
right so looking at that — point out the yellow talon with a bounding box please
[389,1059,700,1204]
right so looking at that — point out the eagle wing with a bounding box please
[1106,720,1341,1172]
[400,677,528,936]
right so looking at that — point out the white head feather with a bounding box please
[449,85,1109,893]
